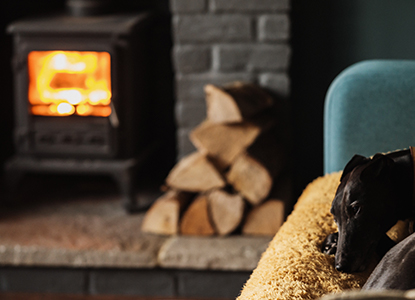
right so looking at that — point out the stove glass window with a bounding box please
[28,51,112,117]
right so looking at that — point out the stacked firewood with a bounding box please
[142,82,289,236]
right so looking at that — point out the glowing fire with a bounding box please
[28,51,112,117]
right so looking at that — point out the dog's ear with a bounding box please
[360,154,395,181]
[340,154,370,181]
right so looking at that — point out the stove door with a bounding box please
[13,42,119,158]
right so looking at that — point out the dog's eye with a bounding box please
[350,202,361,215]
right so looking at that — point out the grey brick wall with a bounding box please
[89,269,175,297]
[177,270,250,298]
[210,0,289,12]
[170,0,291,158]
[0,268,88,294]
[173,15,252,43]
[258,14,290,41]
[0,267,250,299]
[214,44,290,72]
[171,0,207,13]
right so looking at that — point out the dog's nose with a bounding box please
[335,263,349,273]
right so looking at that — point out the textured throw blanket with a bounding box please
[237,172,377,300]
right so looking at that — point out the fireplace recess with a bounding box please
[5,2,155,211]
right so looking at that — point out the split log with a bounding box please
[180,194,216,236]
[242,200,285,236]
[207,189,245,236]
[226,132,285,205]
[204,82,273,124]
[141,190,193,235]
[190,120,261,170]
[227,153,272,205]
[166,152,226,192]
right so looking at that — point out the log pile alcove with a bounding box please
[142,82,290,237]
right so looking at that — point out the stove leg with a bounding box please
[112,168,139,213]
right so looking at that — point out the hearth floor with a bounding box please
[0,175,271,270]
[0,174,165,268]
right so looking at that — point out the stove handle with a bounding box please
[109,102,119,128]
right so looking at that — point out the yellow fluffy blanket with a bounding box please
[237,172,376,300]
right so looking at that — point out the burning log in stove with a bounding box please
[142,82,289,236]
[27,50,112,118]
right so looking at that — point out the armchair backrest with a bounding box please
[324,60,415,174]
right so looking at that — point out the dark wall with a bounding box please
[290,0,334,196]
[290,0,415,196]
[3,0,415,197]
[332,1,415,69]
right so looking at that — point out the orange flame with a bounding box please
[28,51,112,117]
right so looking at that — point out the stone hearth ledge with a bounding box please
[0,195,271,271]
[158,236,271,271]
[0,236,271,271]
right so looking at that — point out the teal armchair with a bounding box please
[324,60,415,174]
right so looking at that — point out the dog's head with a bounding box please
[331,154,400,273]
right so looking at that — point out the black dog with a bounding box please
[362,232,415,290]
[325,148,415,273]
[321,232,338,255]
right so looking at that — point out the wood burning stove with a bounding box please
[5,1,154,211]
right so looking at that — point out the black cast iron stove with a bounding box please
[5,0,154,211]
